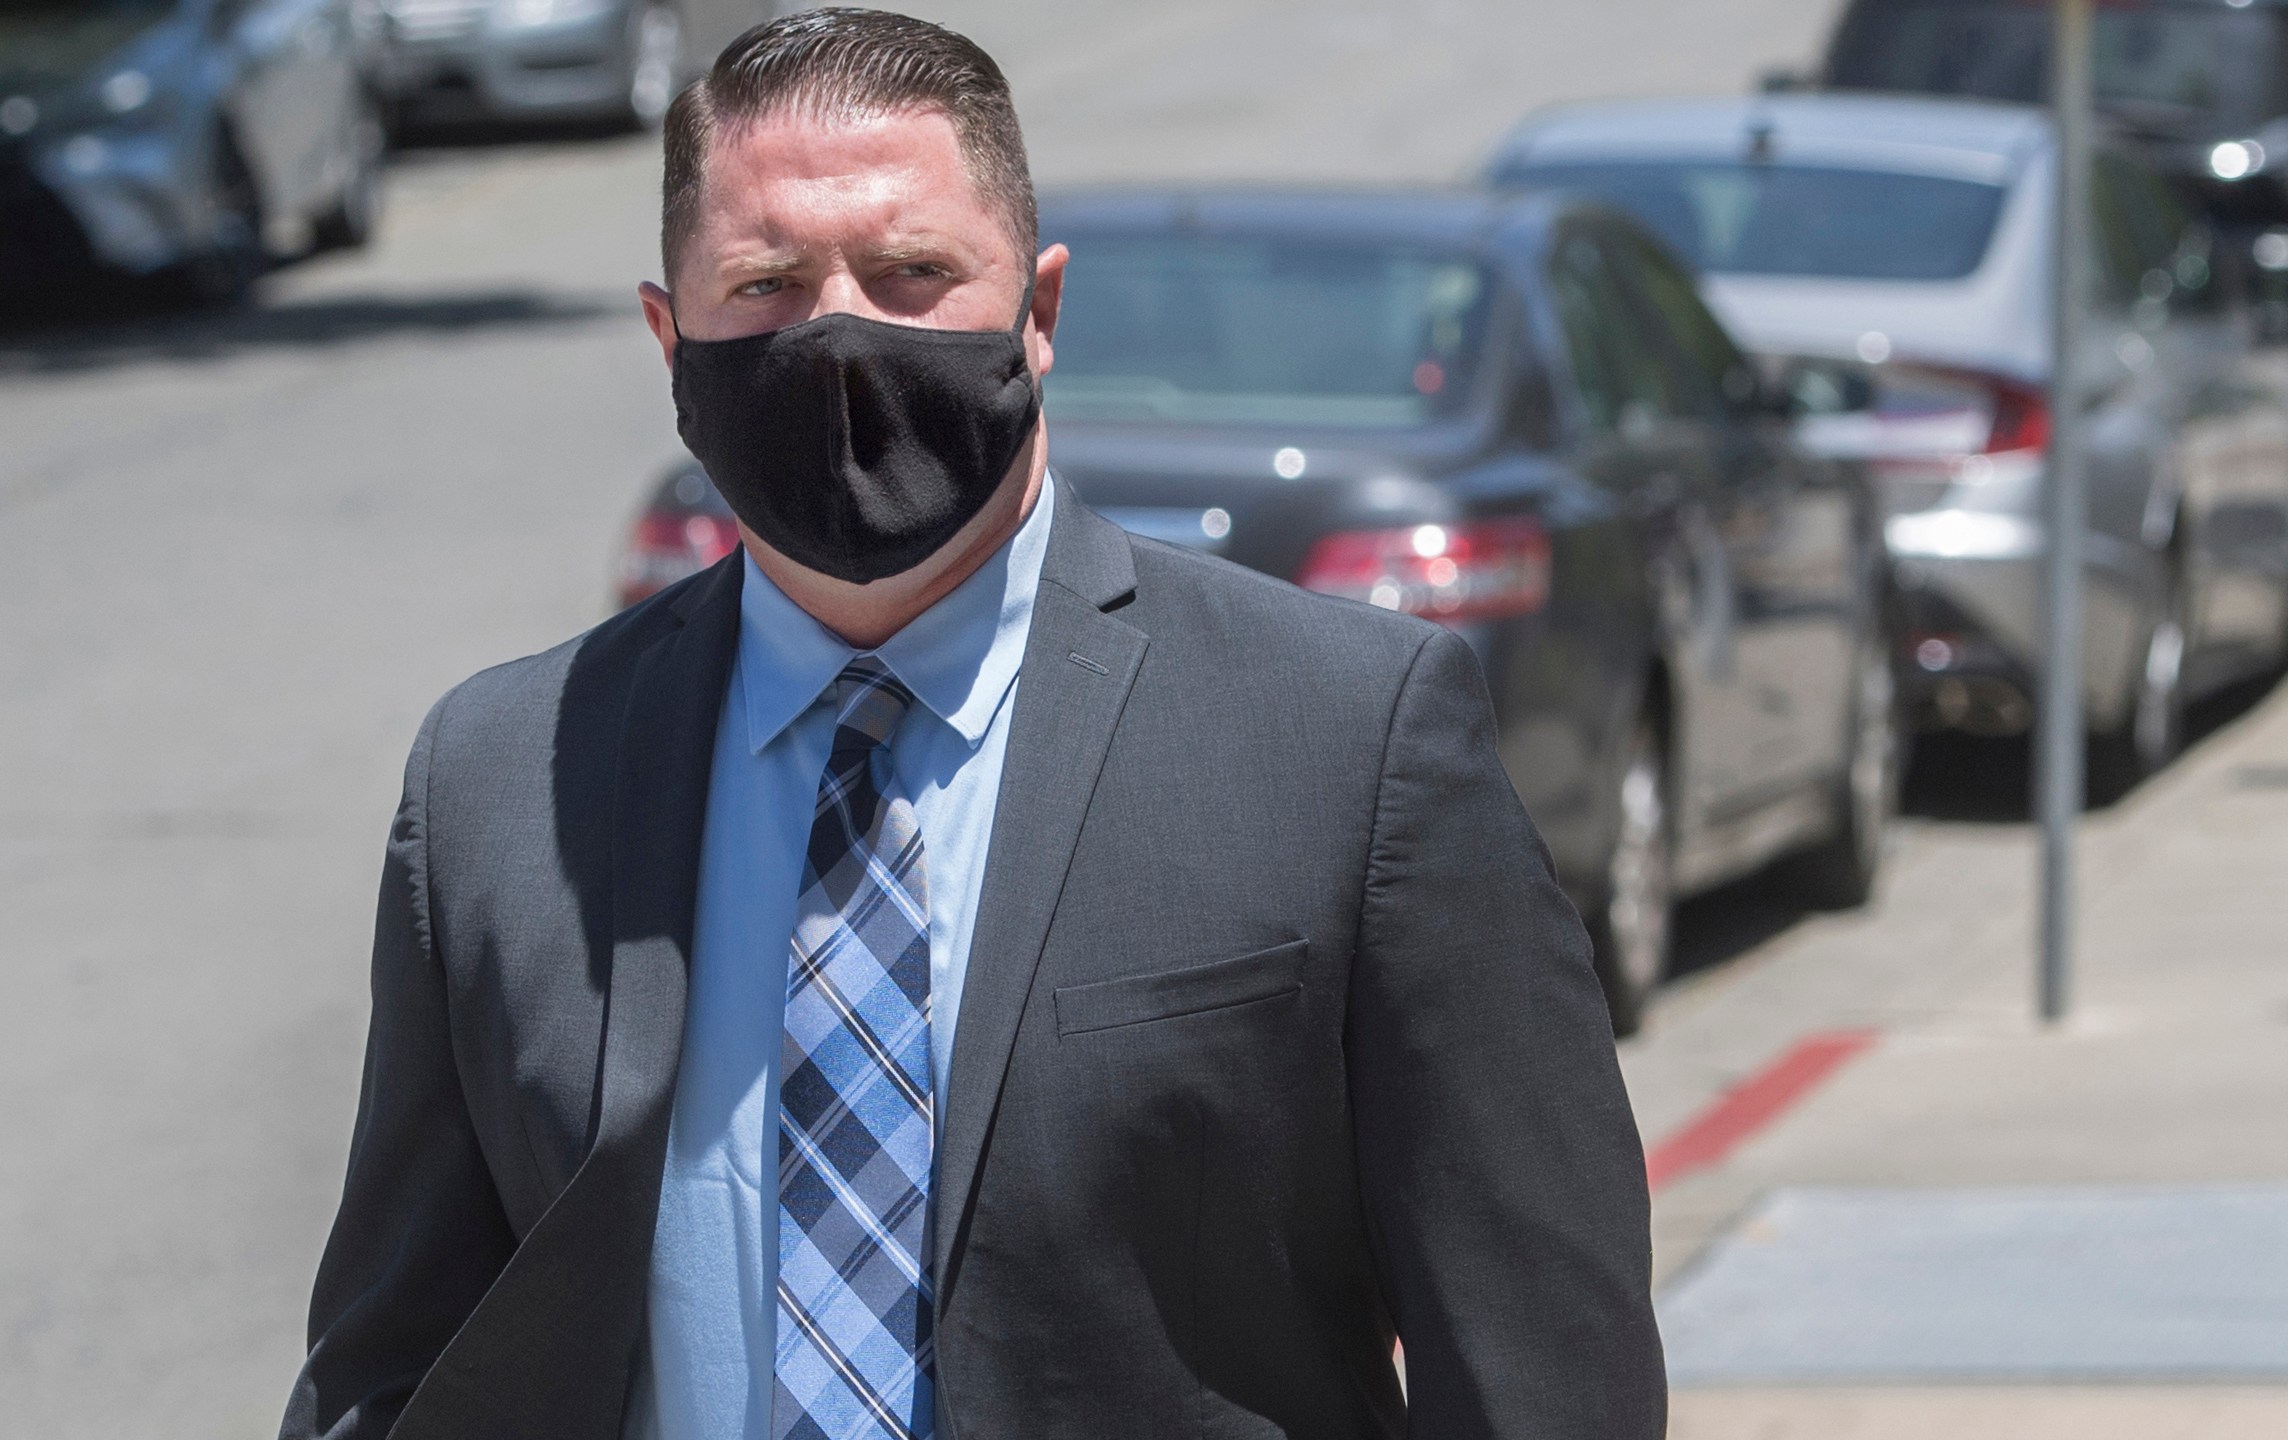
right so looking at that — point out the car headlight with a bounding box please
[60,133,115,175]
[99,69,153,115]
[3,82,171,153]
[46,68,176,141]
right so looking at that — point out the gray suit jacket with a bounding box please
[283,482,1663,1439]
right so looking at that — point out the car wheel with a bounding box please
[174,131,265,308]
[1589,720,1671,1037]
[312,90,386,252]
[1777,628,1898,910]
[625,3,684,131]
[2091,560,2188,802]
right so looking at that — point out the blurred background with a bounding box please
[5,1,2288,1436]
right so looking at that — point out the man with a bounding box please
[282,10,1663,1439]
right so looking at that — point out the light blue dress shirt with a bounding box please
[631,483,1055,1440]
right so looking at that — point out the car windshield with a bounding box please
[1828,1,2286,138]
[0,1,178,86]
[1042,233,1493,428]
[5,0,174,11]
[1504,161,2008,281]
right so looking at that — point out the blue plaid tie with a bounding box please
[774,659,935,1440]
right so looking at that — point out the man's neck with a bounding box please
[740,435,1047,651]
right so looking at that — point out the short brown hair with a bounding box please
[660,8,1037,286]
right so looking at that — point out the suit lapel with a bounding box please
[397,558,741,1440]
[935,485,1145,1302]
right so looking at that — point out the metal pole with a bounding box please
[2040,0,2093,1024]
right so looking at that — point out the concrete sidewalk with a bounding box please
[1673,1387,2288,1439]
[1625,676,2288,1436]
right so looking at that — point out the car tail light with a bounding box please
[1863,367,2051,514]
[1295,517,1552,624]
[1980,376,2050,456]
[618,510,740,608]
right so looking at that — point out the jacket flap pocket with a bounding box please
[1054,940,1307,1037]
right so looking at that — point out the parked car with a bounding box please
[1820,0,2288,231]
[0,0,384,305]
[1488,94,2288,794]
[374,0,769,130]
[619,189,1898,1033]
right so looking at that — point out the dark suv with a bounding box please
[1824,0,2288,227]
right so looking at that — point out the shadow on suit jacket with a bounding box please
[280,477,1665,1440]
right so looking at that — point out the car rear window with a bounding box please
[1501,161,2008,281]
[1043,234,1493,428]
[1826,0,2286,138]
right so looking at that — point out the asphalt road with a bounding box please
[0,3,1850,1434]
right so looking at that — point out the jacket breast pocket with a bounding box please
[1053,940,1307,1038]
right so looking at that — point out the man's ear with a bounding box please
[638,281,680,371]
[1027,243,1069,379]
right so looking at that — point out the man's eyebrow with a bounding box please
[864,240,960,264]
[715,250,807,279]
[709,242,958,278]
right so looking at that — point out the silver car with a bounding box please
[0,0,384,304]
[376,0,770,129]
[1490,93,2288,791]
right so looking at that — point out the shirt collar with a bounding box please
[737,478,1056,753]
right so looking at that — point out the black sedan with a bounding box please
[619,190,1898,1033]
[0,0,384,307]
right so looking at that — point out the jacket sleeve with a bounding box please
[1347,627,1665,1438]
[281,698,518,1440]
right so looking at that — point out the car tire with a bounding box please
[624,3,685,131]
[2090,557,2188,803]
[1587,719,1672,1037]
[312,90,386,253]
[1776,627,1899,910]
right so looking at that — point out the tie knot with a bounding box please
[831,658,915,748]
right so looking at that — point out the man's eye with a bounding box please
[736,277,785,297]
[895,264,948,279]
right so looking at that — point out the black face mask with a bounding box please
[670,284,1040,584]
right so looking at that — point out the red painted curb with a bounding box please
[1644,1029,1880,1193]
